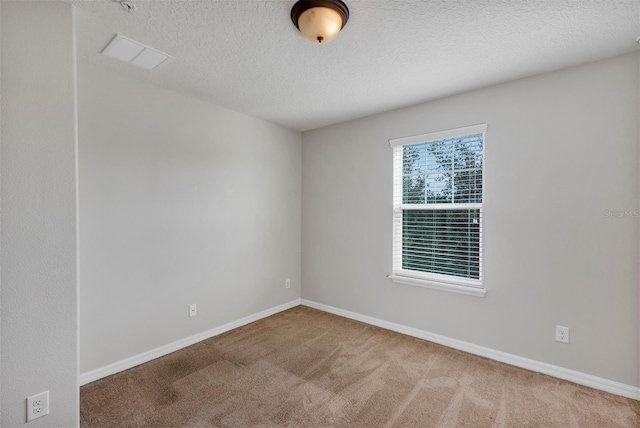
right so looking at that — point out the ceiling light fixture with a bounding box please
[291,0,349,44]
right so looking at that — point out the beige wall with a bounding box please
[78,63,302,373]
[1,1,79,426]
[302,53,640,387]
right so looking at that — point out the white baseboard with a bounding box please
[80,297,640,401]
[79,299,302,386]
[301,299,640,401]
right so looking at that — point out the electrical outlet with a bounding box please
[189,304,197,317]
[285,278,291,289]
[555,325,569,344]
[26,391,49,422]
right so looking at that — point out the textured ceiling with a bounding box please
[71,0,640,131]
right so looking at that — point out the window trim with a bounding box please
[390,123,487,297]
[388,274,487,297]
[389,124,487,148]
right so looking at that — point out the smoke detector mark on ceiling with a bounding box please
[101,34,171,71]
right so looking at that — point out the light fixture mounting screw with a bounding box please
[120,1,137,13]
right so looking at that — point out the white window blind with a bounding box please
[391,124,486,290]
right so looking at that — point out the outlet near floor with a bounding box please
[285,279,291,289]
[189,304,197,317]
[555,325,569,344]
[26,391,49,422]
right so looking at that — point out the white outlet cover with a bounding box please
[189,304,197,317]
[555,325,570,344]
[26,391,49,422]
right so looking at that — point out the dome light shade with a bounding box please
[291,0,349,44]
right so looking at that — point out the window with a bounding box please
[390,124,486,297]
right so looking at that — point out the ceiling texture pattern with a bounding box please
[71,0,640,131]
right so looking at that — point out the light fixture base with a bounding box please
[291,0,349,44]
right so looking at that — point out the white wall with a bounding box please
[302,53,639,387]
[78,64,301,373]
[1,1,79,426]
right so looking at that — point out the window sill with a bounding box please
[388,274,487,297]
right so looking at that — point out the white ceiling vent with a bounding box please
[101,34,171,71]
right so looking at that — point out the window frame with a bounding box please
[390,124,487,297]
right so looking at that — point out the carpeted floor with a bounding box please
[81,305,640,427]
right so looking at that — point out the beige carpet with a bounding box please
[81,306,640,427]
